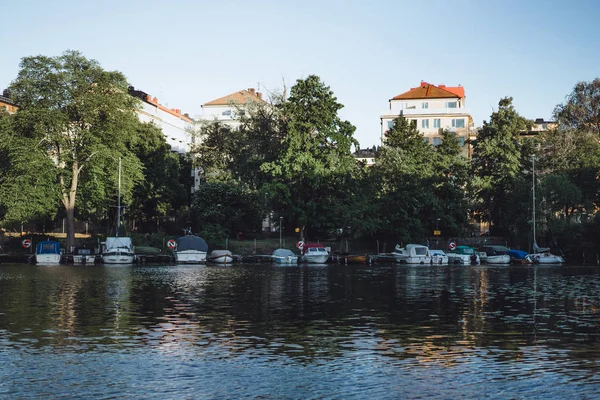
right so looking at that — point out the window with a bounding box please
[421,119,429,129]
[387,120,394,130]
[421,102,428,109]
[458,137,465,146]
[446,101,457,108]
[423,137,430,144]
[433,118,441,128]
[433,137,441,146]
[222,110,232,116]
[452,118,465,128]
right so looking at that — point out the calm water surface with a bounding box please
[0,262,599,399]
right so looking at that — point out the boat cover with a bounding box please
[273,248,296,257]
[508,249,528,259]
[177,235,208,252]
[36,241,61,254]
[105,237,133,250]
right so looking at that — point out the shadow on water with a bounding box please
[1,263,600,398]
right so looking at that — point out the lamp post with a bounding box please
[279,216,283,248]
[436,218,440,231]
[436,218,440,248]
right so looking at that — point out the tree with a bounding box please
[190,181,264,242]
[7,50,143,249]
[470,97,531,235]
[260,75,359,238]
[554,78,600,135]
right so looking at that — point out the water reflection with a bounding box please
[1,263,600,397]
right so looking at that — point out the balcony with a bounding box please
[386,107,471,116]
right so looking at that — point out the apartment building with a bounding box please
[381,82,474,157]
[200,87,266,127]
[0,89,18,114]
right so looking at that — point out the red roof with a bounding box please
[391,82,464,100]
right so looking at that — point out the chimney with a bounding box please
[257,92,262,99]
[153,97,158,104]
[249,88,255,95]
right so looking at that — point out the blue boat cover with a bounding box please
[508,249,528,259]
[36,241,61,255]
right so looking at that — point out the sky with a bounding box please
[2,0,600,148]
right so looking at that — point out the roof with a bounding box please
[391,82,464,101]
[203,88,265,106]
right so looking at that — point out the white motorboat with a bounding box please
[393,244,432,265]
[72,247,96,264]
[35,240,62,265]
[102,237,136,264]
[175,235,208,264]
[208,250,233,264]
[299,243,330,264]
[271,248,298,264]
[447,245,480,265]
[478,245,511,265]
[429,249,449,265]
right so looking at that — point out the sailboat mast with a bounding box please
[532,156,536,251]
[117,158,121,237]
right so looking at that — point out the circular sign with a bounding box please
[448,241,456,251]
[22,239,32,249]
[296,241,304,249]
[167,239,177,250]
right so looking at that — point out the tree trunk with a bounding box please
[61,162,79,252]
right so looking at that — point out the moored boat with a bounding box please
[208,249,234,264]
[35,240,62,265]
[175,235,208,264]
[72,247,96,265]
[429,249,449,265]
[102,237,136,264]
[508,249,532,265]
[392,244,432,265]
[271,248,298,264]
[447,245,480,265]
[478,245,511,265]
[299,243,330,264]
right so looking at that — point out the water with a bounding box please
[1,263,599,399]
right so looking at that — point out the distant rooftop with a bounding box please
[391,81,464,101]
[203,88,265,107]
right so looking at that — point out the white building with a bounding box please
[381,82,474,157]
[200,87,266,127]
[129,87,195,154]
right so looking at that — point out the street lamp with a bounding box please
[279,216,283,248]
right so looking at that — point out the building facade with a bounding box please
[200,87,265,127]
[0,89,19,114]
[381,82,474,157]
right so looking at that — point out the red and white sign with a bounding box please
[448,241,456,251]
[167,239,177,250]
[22,239,32,249]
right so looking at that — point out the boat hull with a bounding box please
[272,255,299,264]
[35,254,61,265]
[175,250,207,264]
[301,254,330,264]
[208,250,233,264]
[529,253,564,264]
[484,254,511,265]
[447,254,480,265]
[73,255,96,264]
[102,252,136,264]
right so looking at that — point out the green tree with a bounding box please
[128,123,189,231]
[261,75,359,238]
[470,97,531,235]
[7,50,143,249]
[190,181,264,241]
[554,78,600,135]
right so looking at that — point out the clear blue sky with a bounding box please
[2,0,599,148]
